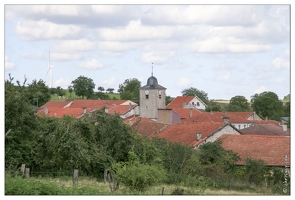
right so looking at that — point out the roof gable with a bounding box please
[166,96,195,109]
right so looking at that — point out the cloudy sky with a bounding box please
[4,4,291,100]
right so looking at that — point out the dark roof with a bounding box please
[240,124,290,136]
[140,75,166,90]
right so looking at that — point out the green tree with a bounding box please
[181,87,209,105]
[244,158,267,185]
[106,88,115,93]
[97,86,105,92]
[71,76,95,99]
[225,95,250,112]
[118,78,140,104]
[205,100,222,112]
[56,86,66,97]
[68,85,73,97]
[26,79,51,107]
[5,75,38,170]
[251,91,284,121]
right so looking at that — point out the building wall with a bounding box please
[247,113,262,120]
[124,106,140,119]
[139,89,166,119]
[184,97,206,110]
[157,109,181,124]
[232,122,253,130]
[206,125,240,143]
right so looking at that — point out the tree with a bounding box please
[118,78,140,104]
[205,100,222,112]
[56,86,66,97]
[68,85,73,97]
[97,86,105,92]
[106,88,115,94]
[181,87,209,105]
[225,95,250,112]
[71,76,95,99]
[251,91,284,121]
[26,79,51,107]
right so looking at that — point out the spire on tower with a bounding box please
[151,63,154,76]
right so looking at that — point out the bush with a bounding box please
[114,161,167,192]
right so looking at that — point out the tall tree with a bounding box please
[181,87,209,105]
[26,79,51,107]
[106,88,115,93]
[251,91,283,121]
[71,76,95,99]
[225,95,250,112]
[97,86,105,92]
[118,78,140,104]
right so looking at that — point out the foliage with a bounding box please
[106,88,115,93]
[71,76,95,99]
[97,86,105,92]
[244,158,267,185]
[181,87,209,105]
[251,91,284,121]
[196,140,240,174]
[225,95,250,112]
[205,100,222,112]
[26,79,51,107]
[114,151,167,192]
[118,78,141,104]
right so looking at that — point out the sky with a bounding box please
[3,3,291,100]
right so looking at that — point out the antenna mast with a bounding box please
[48,48,54,88]
[151,63,154,76]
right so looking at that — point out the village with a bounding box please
[38,73,290,173]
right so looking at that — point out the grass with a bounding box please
[5,174,284,195]
[50,90,120,101]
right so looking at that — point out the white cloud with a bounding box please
[217,72,231,81]
[98,41,139,52]
[79,59,103,70]
[254,86,267,94]
[54,78,71,88]
[176,76,191,88]
[99,19,172,41]
[16,19,81,40]
[5,55,15,71]
[103,77,116,87]
[272,57,289,70]
[140,51,168,64]
[52,39,97,52]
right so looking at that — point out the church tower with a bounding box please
[139,72,166,119]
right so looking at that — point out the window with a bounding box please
[197,102,200,106]
[159,94,161,99]
[146,95,149,99]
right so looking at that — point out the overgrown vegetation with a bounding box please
[5,75,290,195]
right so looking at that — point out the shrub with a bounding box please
[114,161,167,192]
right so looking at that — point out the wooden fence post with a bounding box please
[73,169,78,185]
[25,168,30,178]
[21,164,26,177]
[161,187,165,195]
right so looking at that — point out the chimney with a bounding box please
[265,117,268,122]
[196,132,202,141]
[183,101,186,107]
[45,107,48,115]
[190,108,192,117]
[105,103,109,113]
[129,102,132,110]
[83,107,86,114]
[222,116,229,124]
[282,124,287,132]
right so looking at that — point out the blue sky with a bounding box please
[4,4,291,100]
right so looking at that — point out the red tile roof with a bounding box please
[182,112,250,123]
[240,124,290,136]
[37,107,86,118]
[41,101,71,108]
[108,105,137,115]
[219,134,290,166]
[172,108,202,119]
[69,100,127,109]
[227,112,254,119]
[157,122,225,146]
[166,96,195,109]
[128,117,169,138]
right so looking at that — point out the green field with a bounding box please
[5,174,282,195]
[50,90,120,101]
